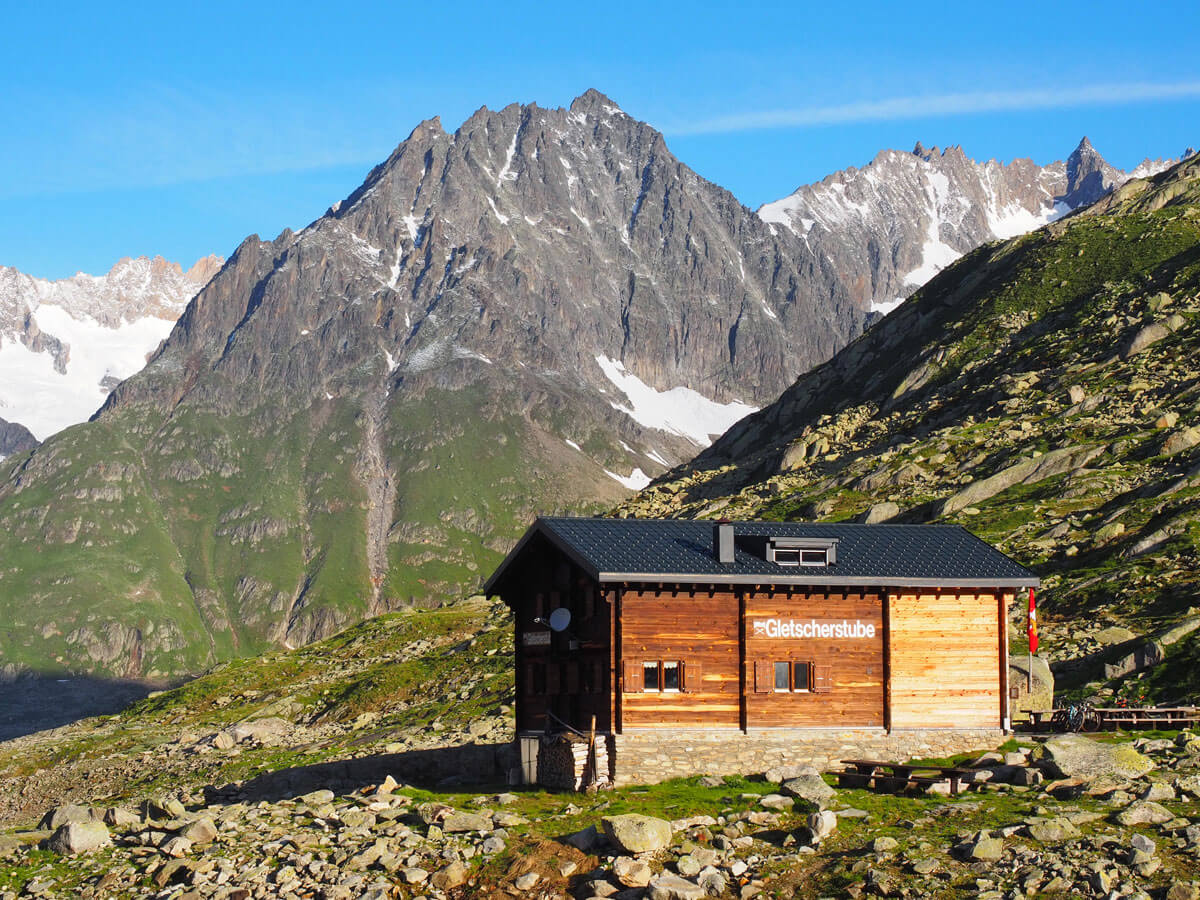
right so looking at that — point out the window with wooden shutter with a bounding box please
[565,662,581,694]
[812,664,833,694]
[683,660,703,692]
[754,660,773,693]
[523,663,536,695]
[546,662,561,694]
[622,659,643,693]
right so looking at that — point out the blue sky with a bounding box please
[5,0,1199,279]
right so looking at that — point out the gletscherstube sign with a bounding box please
[752,618,876,639]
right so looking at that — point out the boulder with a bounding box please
[1163,427,1200,457]
[1008,657,1056,720]
[178,817,218,845]
[1114,800,1174,826]
[441,811,493,833]
[859,501,900,524]
[806,810,837,842]
[1123,322,1171,358]
[1027,817,1081,843]
[780,774,836,808]
[1031,735,1154,780]
[431,862,469,891]
[602,814,673,854]
[39,805,98,831]
[1104,641,1165,679]
[647,873,706,900]
[758,794,793,811]
[763,763,818,783]
[513,872,539,891]
[613,856,653,887]
[564,824,602,852]
[47,821,111,855]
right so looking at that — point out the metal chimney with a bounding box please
[713,521,735,565]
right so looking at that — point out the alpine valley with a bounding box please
[0,89,1184,683]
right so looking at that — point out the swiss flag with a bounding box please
[1027,587,1039,654]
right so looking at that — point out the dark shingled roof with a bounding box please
[485,517,1039,592]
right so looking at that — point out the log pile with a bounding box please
[536,733,612,791]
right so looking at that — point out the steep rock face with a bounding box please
[0,91,868,677]
[0,255,223,439]
[0,417,37,458]
[758,138,1181,315]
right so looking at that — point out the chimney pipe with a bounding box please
[713,521,734,565]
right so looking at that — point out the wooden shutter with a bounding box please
[546,662,561,694]
[523,663,537,695]
[565,662,581,695]
[812,664,833,694]
[622,659,643,693]
[684,660,703,693]
[754,660,773,694]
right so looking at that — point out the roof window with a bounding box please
[766,537,838,568]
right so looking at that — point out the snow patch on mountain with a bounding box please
[0,308,176,440]
[0,255,221,440]
[595,355,757,447]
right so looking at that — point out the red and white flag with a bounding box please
[1027,587,1039,654]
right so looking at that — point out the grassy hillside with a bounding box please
[621,155,1200,704]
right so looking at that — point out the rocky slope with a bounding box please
[0,255,222,441]
[622,153,1200,705]
[1,599,1200,899]
[760,137,1185,316]
[0,91,876,679]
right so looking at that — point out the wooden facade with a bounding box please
[487,518,1037,741]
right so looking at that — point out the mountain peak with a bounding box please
[570,88,621,113]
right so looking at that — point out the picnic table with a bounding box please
[838,759,979,795]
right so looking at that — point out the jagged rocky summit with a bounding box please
[758,136,1182,316]
[0,90,869,677]
[0,255,223,441]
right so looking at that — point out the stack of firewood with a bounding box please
[536,733,612,791]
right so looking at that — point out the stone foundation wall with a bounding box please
[609,727,1006,786]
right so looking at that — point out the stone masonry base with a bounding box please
[607,728,1007,786]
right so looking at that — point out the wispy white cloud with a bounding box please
[667,80,1200,136]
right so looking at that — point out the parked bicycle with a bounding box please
[1051,700,1099,732]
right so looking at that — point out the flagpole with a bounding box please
[1027,587,1035,693]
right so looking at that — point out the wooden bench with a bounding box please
[1093,707,1200,730]
[838,759,979,795]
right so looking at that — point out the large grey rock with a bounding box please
[1123,322,1171,358]
[1026,817,1081,842]
[1031,735,1155,780]
[1009,654,1054,720]
[38,804,98,831]
[613,856,653,887]
[46,821,111,855]
[780,774,836,808]
[934,444,1105,517]
[441,811,493,833]
[602,814,673,854]
[806,810,837,842]
[647,873,706,900]
[1114,800,1175,826]
[1104,640,1165,679]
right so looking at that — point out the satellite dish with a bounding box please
[548,608,572,632]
